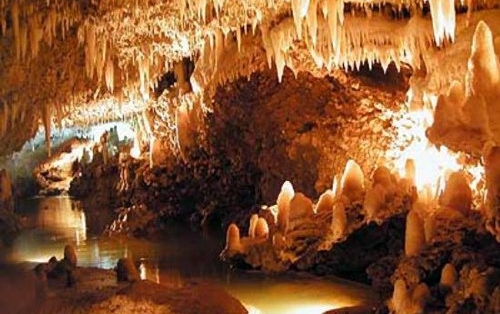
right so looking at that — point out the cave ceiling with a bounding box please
[0,0,500,155]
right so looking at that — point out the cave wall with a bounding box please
[209,65,409,204]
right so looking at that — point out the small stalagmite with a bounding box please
[405,159,416,187]
[405,210,426,257]
[225,223,243,253]
[423,214,436,243]
[64,244,77,268]
[391,279,409,313]
[255,217,269,239]
[440,263,458,290]
[340,159,364,201]
[373,165,392,187]
[289,192,314,221]
[315,189,335,214]
[331,201,347,240]
[277,181,295,233]
[332,174,342,197]
[364,184,387,223]
[411,282,431,312]
[248,214,259,238]
[440,171,472,213]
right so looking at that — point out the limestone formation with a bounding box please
[254,217,269,239]
[277,181,294,233]
[405,211,426,257]
[64,244,78,268]
[440,263,458,291]
[440,171,472,214]
[116,258,141,283]
[248,214,259,238]
[340,160,365,202]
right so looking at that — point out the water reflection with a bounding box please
[6,196,380,314]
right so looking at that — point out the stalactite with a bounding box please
[105,57,114,93]
[20,20,28,61]
[42,105,52,157]
[306,0,318,47]
[11,1,20,60]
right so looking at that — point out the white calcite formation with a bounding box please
[364,184,387,223]
[277,181,295,233]
[428,20,500,154]
[314,189,335,215]
[224,223,243,254]
[248,214,259,238]
[340,159,364,202]
[255,217,269,239]
[439,171,472,214]
[405,210,426,257]
[331,200,347,241]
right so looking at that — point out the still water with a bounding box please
[3,196,379,314]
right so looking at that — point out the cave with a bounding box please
[0,1,500,314]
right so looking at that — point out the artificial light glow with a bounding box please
[387,89,483,204]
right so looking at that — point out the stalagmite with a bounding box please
[411,282,430,312]
[255,217,269,239]
[64,244,78,268]
[364,184,386,223]
[405,210,425,257]
[315,190,335,214]
[289,192,314,221]
[423,215,436,243]
[373,166,392,187]
[248,214,259,238]
[225,223,243,253]
[391,279,409,313]
[466,21,500,103]
[277,181,294,233]
[405,159,416,187]
[440,263,458,290]
[340,159,364,201]
[440,171,472,213]
[331,201,347,240]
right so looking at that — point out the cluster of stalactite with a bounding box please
[1,0,498,158]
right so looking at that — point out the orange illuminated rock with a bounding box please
[255,217,269,239]
[340,159,364,201]
[440,171,472,213]
[277,181,294,233]
[405,210,425,257]
[315,190,335,215]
